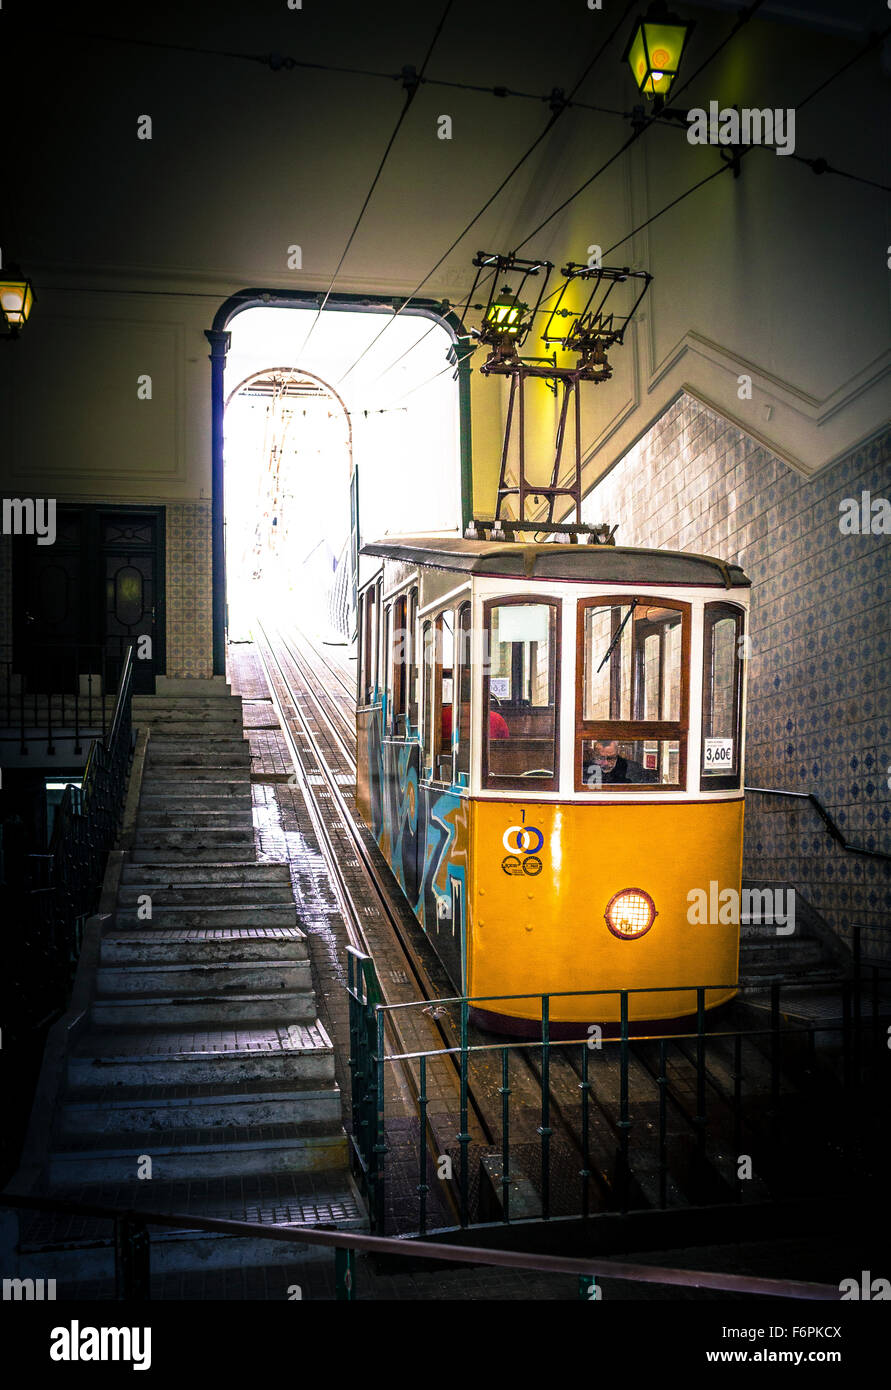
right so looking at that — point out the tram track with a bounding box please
[252,620,503,1225]
[251,620,745,1228]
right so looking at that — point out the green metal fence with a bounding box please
[346,948,890,1235]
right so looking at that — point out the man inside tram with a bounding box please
[584,739,656,785]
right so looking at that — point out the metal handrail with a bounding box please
[745,785,891,863]
[107,643,134,750]
[10,646,135,1034]
[0,638,134,754]
[0,1191,840,1301]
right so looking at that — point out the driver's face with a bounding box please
[592,743,618,767]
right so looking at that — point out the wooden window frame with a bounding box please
[482,594,562,794]
[383,600,393,729]
[575,595,691,792]
[701,601,745,791]
[359,585,377,706]
[374,576,384,700]
[391,592,408,733]
[455,601,472,782]
[421,618,439,778]
[407,586,419,732]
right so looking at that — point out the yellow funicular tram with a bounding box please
[356,532,749,1031]
[356,252,748,1031]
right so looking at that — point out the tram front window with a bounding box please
[484,600,560,789]
[578,599,688,790]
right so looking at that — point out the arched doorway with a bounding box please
[223,367,353,640]
[206,289,473,674]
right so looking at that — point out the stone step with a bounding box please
[101,928,307,964]
[129,850,259,866]
[135,706,243,722]
[130,834,257,862]
[145,733,248,756]
[48,1123,348,1185]
[135,694,242,707]
[136,809,255,830]
[740,940,826,967]
[113,900,297,925]
[143,720,246,736]
[120,861,291,886]
[96,959,312,994]
[68,1023,335,1087]
[15,1174,366,1280]
[91,990,316,1028]
[116,885,295,909]
[738,969,846,991]
[141,787,253,807]
[59,1079,342,1136]
[146,746,251,767]
[140,766,252,785]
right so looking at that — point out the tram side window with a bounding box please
[375,578,384,700]
[383,602,393,724]
[455,603,472,780]
[702,604,744,787]
[391,594,408,732]
[578,599,688,790]
[483,599,560,790]
[422,620,437,775]
[437,610,455,782]
[407,587,419,732]
[359,586,378,705]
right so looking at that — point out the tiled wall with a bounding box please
[582,393,891,959]
[165,500,213,679]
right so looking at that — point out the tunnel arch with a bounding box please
[206,290,472,674]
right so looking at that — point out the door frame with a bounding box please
[12,503,166,692]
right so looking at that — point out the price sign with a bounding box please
[704,737,734,770]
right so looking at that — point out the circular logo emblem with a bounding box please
[502,825,544,855]
[522,855,543,876]
[501,854,523,876]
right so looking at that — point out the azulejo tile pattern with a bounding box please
[583,394,891,959]
[165,500,213,680]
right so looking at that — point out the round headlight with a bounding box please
[604,888,657,940]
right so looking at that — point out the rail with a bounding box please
[0,1191,840,1302]
[348,953,891,1235]
[745,786,891,863]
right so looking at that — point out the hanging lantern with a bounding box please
[0,269,36,337]
[484,286,528,340]
[623,3,692,101]
[0,265,36,334]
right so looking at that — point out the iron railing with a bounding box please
[745,786,891,863]
[14,644,135,1013]
[0,1191,840,1302]
[347,950,890,1235]
[0,638,134,756]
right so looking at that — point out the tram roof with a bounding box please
[361,536,751,588]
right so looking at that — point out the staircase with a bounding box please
[13,688,364,1288]
[738,878,852,991]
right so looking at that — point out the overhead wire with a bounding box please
[334,0,640,387]
[352,0,769,389]
[365,264,496,390]
[599,23,891,259]
[369,21,890,413]
[513,0,768,251]
[297,0,456,358]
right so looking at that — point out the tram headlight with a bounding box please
[604,888,657,940]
